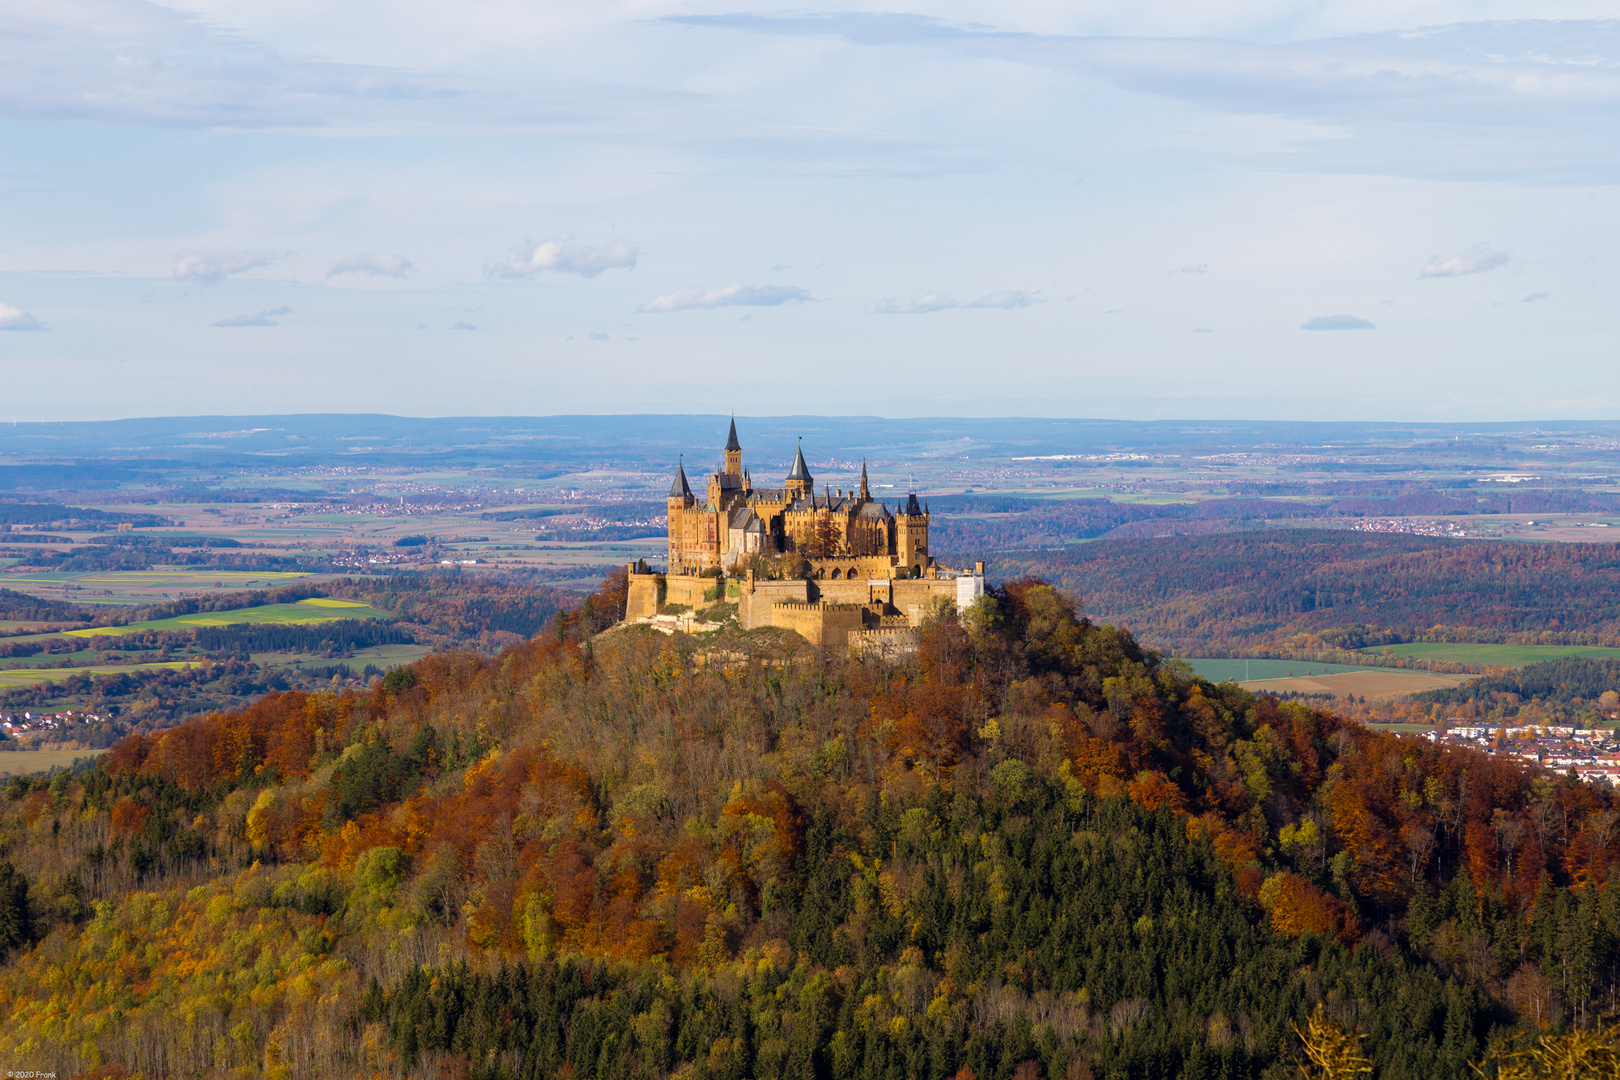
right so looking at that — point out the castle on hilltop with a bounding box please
[625,420,984,651]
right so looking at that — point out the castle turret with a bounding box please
[786,439,813,499]
[724,417,742,476]
[859,459,870,500]
[668,457,694,508]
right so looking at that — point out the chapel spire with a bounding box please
[723,416,743,476]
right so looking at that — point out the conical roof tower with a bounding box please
[668,457,693,500]
[786,439,813,497]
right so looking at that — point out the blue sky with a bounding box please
[0,0,1615,421]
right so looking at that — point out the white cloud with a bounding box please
[637,283,810,312]
[0,304,45,331]
[965,290,1039,309]
[212,306,292,327]
[876,293,958,314]
[1300,314,1375,330]
[451,320,478,330]
[677,15,1620,184]
[1419,243,1512,278]
[176,252,278,283]
[877,290,1038,313]
[1170,264,1208,275]
[328,252,413,278]
[488,236,638,279]
[1522,292,1550,303]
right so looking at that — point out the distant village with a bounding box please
[0,709,108,740]
[1424,724,1620,785]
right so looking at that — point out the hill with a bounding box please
[991,531,1620,657]
[1413,656,1620,725]
[1,576,1617,1078]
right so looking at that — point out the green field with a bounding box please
[64,597,385,637]
[253,643,429,667]
[0,748,106,775]
[1183,658,1387,682]
[1,569,313,604]
[0,661,205,687]
[1359,643,1620,668]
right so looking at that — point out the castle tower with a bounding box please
[668,457,694,509]
[724,417,742,476]
[859,459,870,500]
[895,490,929,574]
[786,439,813,499]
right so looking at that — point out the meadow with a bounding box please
[1361,642,1620,668]
[0,660,205,687]
[1182,658,1386,681]
[3,569,314,604]
[259,643,431,668]
[0,748,105,775]
[62,597,386,637]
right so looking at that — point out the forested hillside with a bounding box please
[1415,657,1620,720]
[992,531,1620,655]
[929,487,1620,555]
[1,576,1618,1078]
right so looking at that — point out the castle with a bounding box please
[625,420,984,650]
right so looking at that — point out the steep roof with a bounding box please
[725,417,741,452]
[668,460,693,499]
[787,441,813,483]
[905,492,923,515]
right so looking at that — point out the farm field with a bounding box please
[0,661,204,687]
[62,597,386,637]
[0,647,145,669]
[0,748,106,775]
[1183,658,1386,682]
[1,569,315,604]
[1237,669,1473,700]
[1360,643,1620,668]
[253,643,430,668]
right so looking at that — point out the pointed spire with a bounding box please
[787,438,813,483]
[725,415,741,452]
[668,456,692,499]
[859,458,870,499]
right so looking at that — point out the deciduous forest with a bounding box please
[991,531,1620,655]
[2,575,1618,1078]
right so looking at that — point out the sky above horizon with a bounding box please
[0,0,1616,422]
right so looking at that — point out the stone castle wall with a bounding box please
[628,564,985,652]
